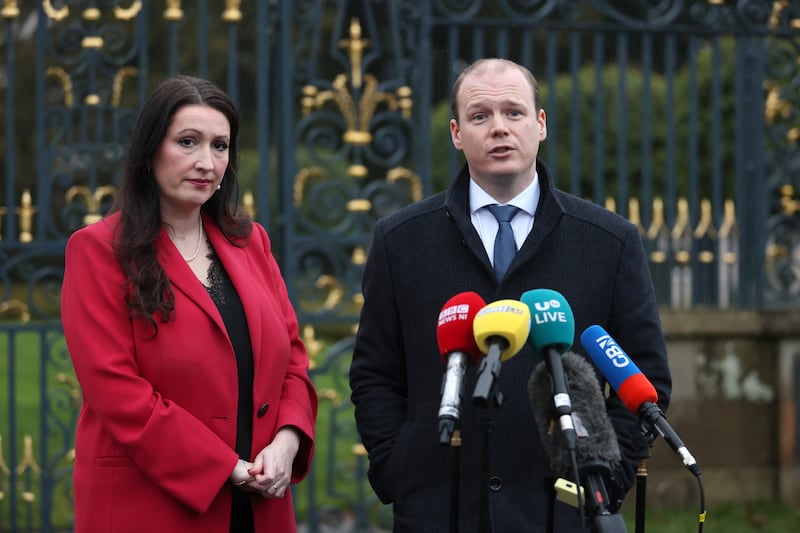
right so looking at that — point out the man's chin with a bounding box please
[484,165,531,182]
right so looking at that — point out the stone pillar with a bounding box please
[778,339,800,506]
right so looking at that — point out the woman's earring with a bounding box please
[216,184,221,190]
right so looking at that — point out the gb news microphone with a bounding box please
[471,299,531,409]
[436,292,486,445]
[580,325,700,477]
[529,351,628,532]
[520,289,577,452]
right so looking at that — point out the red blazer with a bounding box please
[61,212,317,533]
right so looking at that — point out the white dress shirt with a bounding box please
[469,175,541,268]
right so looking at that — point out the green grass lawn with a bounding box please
[622,500,800,532]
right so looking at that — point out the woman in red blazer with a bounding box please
[61,76,317,533]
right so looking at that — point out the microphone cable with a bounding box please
[571,449,588,533]
[582,324,707,533]
[695,467,707,533]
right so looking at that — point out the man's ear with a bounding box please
[450,118,462,150]
[538,109,547,141]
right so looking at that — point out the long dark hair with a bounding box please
[109,75,252,331]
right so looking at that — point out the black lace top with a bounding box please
[204,250,255,533]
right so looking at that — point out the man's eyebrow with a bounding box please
[464,97,527,111]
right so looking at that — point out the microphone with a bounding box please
[436,292,487,445]
[529,352,621,477]
[580,324,700,476]
[529,351,626,527]
[520,289,577,450]
[471,299,531,408]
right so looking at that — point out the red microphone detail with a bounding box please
[436,291,486,445]
[436,291,485,365]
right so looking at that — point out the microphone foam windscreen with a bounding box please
[472,299,531,361]
[528,351,621,477]
[520,289,575,355]
[436,291,486,365]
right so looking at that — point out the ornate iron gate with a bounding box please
[0,1,798,531]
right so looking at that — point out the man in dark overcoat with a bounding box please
[350,58,672,533]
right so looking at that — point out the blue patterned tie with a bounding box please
[487,204,521,281]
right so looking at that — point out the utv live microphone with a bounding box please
[529,351,627,530]
[471,299,531,408]
[436,292,487,445]
[520,289,577,451]
[580,324,700,476]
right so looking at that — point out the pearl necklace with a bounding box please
[182,216,204,263]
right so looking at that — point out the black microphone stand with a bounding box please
[472,338,509,533]
[446,428,462,533]
[545,475,556,533]
[632,427,656,533]
[578,458,628,533]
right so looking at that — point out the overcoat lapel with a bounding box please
[444,161,568,279]
[445,167,494,275]
[205,221,264,359]
[157,224,228,335]
[158,218,266,367]
[512,161,564,268]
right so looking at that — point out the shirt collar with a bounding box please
[469,173,541,217]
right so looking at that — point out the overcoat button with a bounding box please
[488,475,502,491]
[257,403,269,417]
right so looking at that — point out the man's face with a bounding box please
[450,64,547,191]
